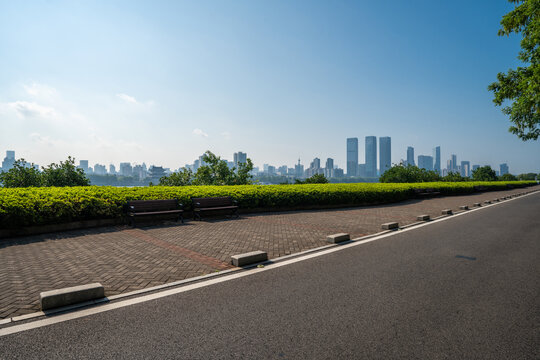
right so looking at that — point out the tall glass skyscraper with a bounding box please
[346,138,358,177]
[406,146,415,166]
[433,146,441,175]
[365,136,377,177]
[418,155,434,171]
[379,137,391,175]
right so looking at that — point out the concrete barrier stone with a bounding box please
[231,251,268,267]
[326,233,351,243]
[381,222,399,230]
[417,215,430,221]
[441,209,453,215]
[40,283,105,311]
[459,205,469,210]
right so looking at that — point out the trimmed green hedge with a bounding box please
[0,181,536,228]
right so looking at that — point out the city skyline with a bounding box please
[1,1,539,173]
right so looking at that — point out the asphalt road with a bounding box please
[1,192,539,359]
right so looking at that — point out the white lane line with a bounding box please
[1,189,538,337]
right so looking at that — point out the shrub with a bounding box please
[0,181,536,229]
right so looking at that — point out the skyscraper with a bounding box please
[325,158,334,178]
[500,163,509,175]
[233,152,247,168]
[461,161,470,177]
[379,137,391,175]
[365,136,377,177]
[346,138,358,177]
[79,160,89,173]
[406,146,415,166]
[1,150,15,171]
[447,154,457,173]
[418,155,434,171]
[433,146,441,175]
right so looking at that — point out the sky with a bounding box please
[1,0,539,174]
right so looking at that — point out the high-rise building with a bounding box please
[418,155,434,171]
[1,150,16,171]
[447,154,457,173]
[78,160,89,173]
[295,159,304,178]
[358,164,366,177]
[433,146,441,175]
[94,164,107,175]
[406,147,415,166]
[346,138,358,177]
[461,161,470,177]
[379,137,391,175]
[119,162,133,177]
[233,152,247,168]
[365,136,377,177]
[109,164,116,175]
[472,165,480,173]
[500,163,509,175]
[325,158,334,178]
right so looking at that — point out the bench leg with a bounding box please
[178,214,184,224]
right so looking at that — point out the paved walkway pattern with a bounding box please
[0,186,537,319]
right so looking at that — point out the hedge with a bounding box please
[0,181,536,228]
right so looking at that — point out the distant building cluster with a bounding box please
[0,146,517,183]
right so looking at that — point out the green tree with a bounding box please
[295,173,329,184]
[379,164,441,183]
[159,151,254,186]
[159,168,193,186]
[488,0,540,140]
[42,156,90,187]
[517,172,537,180]
[0,159,43,187]
[472,166,497,181]
[441,171,468,182]
[499,173,518,181]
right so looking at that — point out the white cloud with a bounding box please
[23,83,57,98]
[116,93,138,104]
[7,101,56,119]
[193,128,209,137]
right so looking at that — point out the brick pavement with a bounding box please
[0,186,537,319]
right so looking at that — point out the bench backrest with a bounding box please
[127,199,179,213]
[192,196,234,208]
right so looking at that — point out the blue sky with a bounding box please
[1,0,539,173]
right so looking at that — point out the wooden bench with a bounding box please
[414,188,441,197]
[192,197,239,220]
[126,199,183,227]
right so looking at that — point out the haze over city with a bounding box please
[1,0,539,173]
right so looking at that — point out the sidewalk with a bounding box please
[0,186,537,319]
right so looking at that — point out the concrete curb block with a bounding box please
[459,205,469,210]
[231,251,268,267]
[441,209,453,215]
[416,215,430,221]
[326,233,351,243]
[473,202,481,207]
[40,283,105,311]
[381,222,399,230]
[484,200,492,204]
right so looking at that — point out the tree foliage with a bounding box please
[41,156,90,187]
[0,159,43,187]
[295,173,329,184]
[379,164,441,183]
[489,0,540,140]
[0,157,90,188]
[499,173,518,181]
[472,166,498,181]
[441,171,468,182]
[159,151,254,186]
